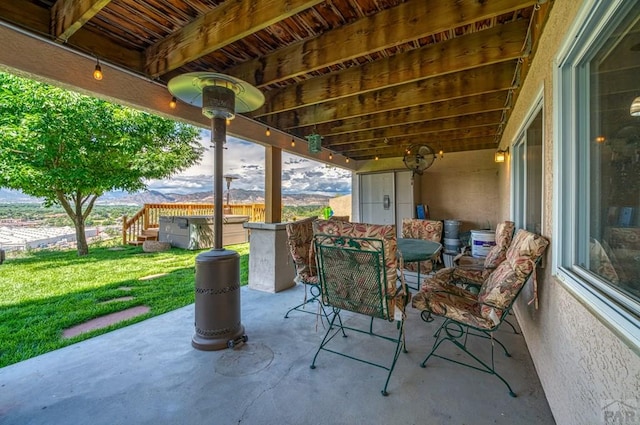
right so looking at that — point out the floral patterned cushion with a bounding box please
[401,218,443,273]
[413,229,549,330]
[313,219,406,318]
[483,221,515,269]
[589,238,619,284]
[285,217,317,283]
[412,288,496,330]
[477,230,549,323]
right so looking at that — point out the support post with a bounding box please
[265,146,282,224]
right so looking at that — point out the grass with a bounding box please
[0,242,249,368]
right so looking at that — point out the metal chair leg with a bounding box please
[419,319,517,397]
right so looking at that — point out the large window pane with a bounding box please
[586,6,640,303]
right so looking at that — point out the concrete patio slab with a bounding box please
[0,285,555,425]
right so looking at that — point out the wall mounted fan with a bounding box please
[403,144,436,176]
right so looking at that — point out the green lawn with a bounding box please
[0,242,249,368]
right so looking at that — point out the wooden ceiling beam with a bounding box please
[228,0,535,88]
[346,138,497,160]
[145,0,324,78]
[255,20,528,116]
[322,111,504,145]
[266,61,516,130]
[67,28,144,70]
[51,0,113,42]
[0,2,50,34]
[329,126,499,152]
[291,91,509,136]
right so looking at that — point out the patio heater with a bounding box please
[223,174,238,215]
[168,73,264,350]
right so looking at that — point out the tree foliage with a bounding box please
[0,72,204,255]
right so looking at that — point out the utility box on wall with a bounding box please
[159,215,249,250]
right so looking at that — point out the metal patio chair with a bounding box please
[401,218,443,274]
[284,217,331,324]
[412,229,549,397]
[310,219,410,396]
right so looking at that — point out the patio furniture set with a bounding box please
[284,217,549,396]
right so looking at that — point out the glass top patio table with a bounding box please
[397,238,442,291]
[397,238,442,263]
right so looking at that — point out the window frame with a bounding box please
[554,0,640,352]
[511,95,544,235]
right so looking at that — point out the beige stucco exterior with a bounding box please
[498,1,640,424]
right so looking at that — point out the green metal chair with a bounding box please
[310,219,410,396]
[412,229,549,397]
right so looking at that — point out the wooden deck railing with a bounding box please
[122,203,266,245]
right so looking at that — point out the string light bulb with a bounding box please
[345,157,350,163]
[630,96,640,116]
[375,156,379,161]
[226,118,231,125]
[169,96,177,109]
[93,59,103,81]
[265,128,271,136]
[439,149,444,159]
[291,138,295,147]
[329,152,333,160]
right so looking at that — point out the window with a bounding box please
[557,0,640,344]
[513,105,543,235]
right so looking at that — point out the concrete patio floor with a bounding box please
[0,284,555,425]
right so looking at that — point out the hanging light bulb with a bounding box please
[265,128,271,136]
[375,156,379,161]
[439,149,444,159]
[169,96,177,109]
[345,157,350,163]
[93,59,103,81]
[226,118,231,125]
[329,152,333,160]
[630,96,640,116]
[291,138,295,147]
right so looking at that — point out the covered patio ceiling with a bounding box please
[0,0,552,163]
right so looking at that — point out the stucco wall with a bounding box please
[419,149,499,232]
[329,194,352,219]
[500,1,640,424]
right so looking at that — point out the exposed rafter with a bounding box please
[0,0,552,162]
[52,0,112,42]
[145,0,324,78]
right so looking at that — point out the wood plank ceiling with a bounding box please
[0,0,552,161]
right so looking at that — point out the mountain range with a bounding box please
[0,188,335,206]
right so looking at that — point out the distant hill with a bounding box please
[107,189,335,206]
[2,188,337,207]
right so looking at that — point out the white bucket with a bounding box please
[443,237,461,254]
[471,230,495,258]
[443,220,461,239]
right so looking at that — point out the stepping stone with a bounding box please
[99,296,135,304]
[118,286,133,291]
[62,306,150,339]
[139,273,168,281]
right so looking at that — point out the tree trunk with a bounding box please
[55,190,97,257]
[75,217,89,256]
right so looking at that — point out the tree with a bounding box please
[0,72,204,256]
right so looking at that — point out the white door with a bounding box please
[360,173,395,225]
[395,171,414,238]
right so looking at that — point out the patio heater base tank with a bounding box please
[192,249,246,351]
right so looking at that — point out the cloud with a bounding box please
[146,131,351,196]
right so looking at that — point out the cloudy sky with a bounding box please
[145,130,352,196]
